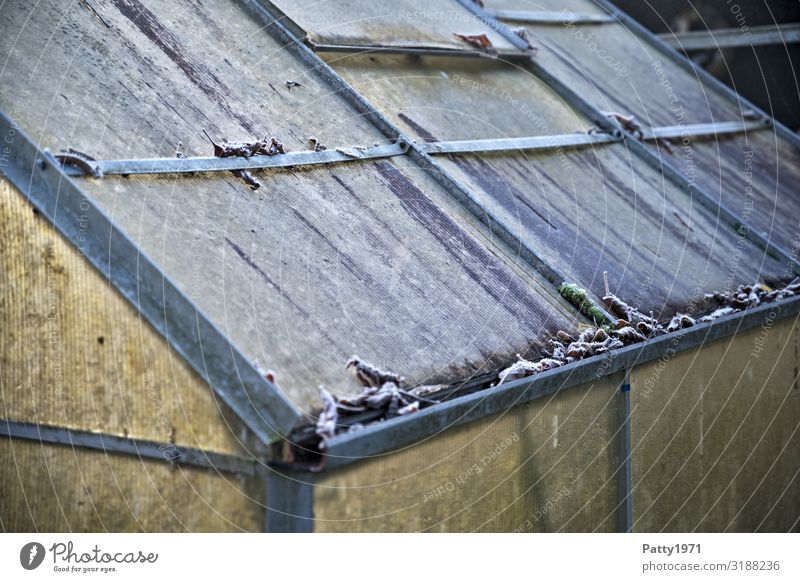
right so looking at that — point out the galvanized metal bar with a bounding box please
[55,118,770,179]
[0,110,302,444]
[420,132,619,155]
[264,467,315,532]
[54,142,409,178]
[0,419,259,476]
[642,119,771,141]
[617,375,633,533]
[659,23,800,51]
[247,0,613,324]
[591,0,800,151]
[323,294,800,469]
[309,42,529,62]
[486,9,615,25]
[455,0,800,278]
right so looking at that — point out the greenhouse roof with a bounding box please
[2,0,798,445]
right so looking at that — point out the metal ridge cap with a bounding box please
[322,294,800,469]
[0,419,260,476]
[0,109,302,443]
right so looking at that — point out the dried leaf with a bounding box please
[453,32,494,51]
[315,387,338,447]
[346,356,404,387]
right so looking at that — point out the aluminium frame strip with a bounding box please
[55,120,770,179]
[659,23,800,51]
[308,42,531,61]
[0,419,259,476]
[53,141,409,178]
[1,110,302,444]
[486,10,615,25]
[420,132,619,155]
[322,294,800,469]
[456,0,800,277]
[641,118,772,141]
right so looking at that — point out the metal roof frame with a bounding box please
[53,141,409,177]
[485,10,615,25]
[0,418,259,476]
[1,110,302,444]
[659,23,800,51]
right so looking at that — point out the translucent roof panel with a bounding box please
[83,160,586,411]
[663,131,800,254]
[0,0,587,413]
[269,0,517,52]
[522,23,744,126]
[439,144,790,316]
[326,53,592,141]
[0,0,384,160]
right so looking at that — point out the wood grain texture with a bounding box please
[326,53,591,142]
[440,144,790,316]
[0,181,248,455]
[314,374,624,532]
[0,438,264,532]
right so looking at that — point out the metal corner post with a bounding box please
[618,374,633,533]
[264,467,316,532]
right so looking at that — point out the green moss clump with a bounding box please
[558,282,610,325]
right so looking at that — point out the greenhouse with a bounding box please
[1,0,798,532]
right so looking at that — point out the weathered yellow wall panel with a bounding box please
[314,375,623,532]
[0,438,263,532]
[0,180,244,455]
[631,315,800,532]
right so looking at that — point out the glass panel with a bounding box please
[663,131,800,256]
[439,144,790,316]
[525,23,743,125]
[270,0,517,51]
[327,53,591,141]
[486,0,608,17]
[0,0,384,159]
[81,158,586,412]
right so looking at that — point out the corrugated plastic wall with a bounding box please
[314,374,624,532]
[0,180,262,532]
